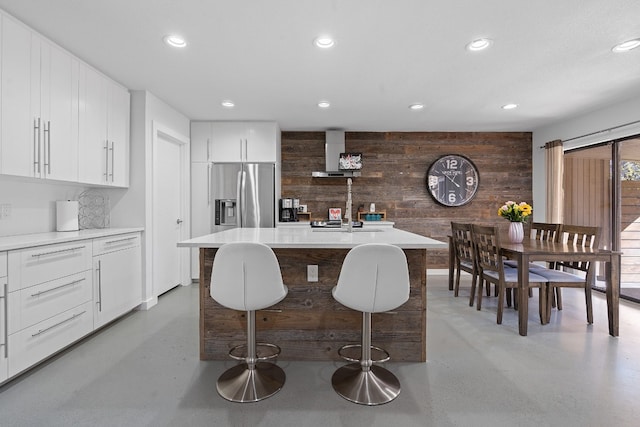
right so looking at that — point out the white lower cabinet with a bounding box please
[93,233,141,329]
[6,242,92,379]
[1,230,142,384]
[1,252,8,383]
[8,301,93,377]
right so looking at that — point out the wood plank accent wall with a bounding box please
[200,247,428,361]
[281,131,533,268]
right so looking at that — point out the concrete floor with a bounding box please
[1,274,639,427]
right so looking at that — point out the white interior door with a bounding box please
[153,128,187,296]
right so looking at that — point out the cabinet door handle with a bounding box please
[104,142,109,180]
[96,260,102,312]
[31,310,86,338]
[1,283,7,358]
[33,118,41,174]
[43,120,51,174]
[31,245,86,258]
[110,141,115,182]
[30,277,86,297]
[104,236,138,245]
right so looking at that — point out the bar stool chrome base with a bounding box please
[216,362,286,403]
[331,363,401,406]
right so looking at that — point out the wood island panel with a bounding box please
[199,247,427,362]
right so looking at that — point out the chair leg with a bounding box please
[585,286,593,324]
[505,288,512,308]
[545,285,553,324]
[216,310,285,403]
[476,279,484,311]
[497,285,505,324]
[555,288,563,310]
[454,267,461,297]
[468,271,478,307]
[331,312,401,405]
[538,286,547,324]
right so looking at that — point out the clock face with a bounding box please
[427,154,479,207]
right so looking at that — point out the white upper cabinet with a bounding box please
[78,64,107,185]
[38,39,79,182]
[0,15,78,182]
[0,10,129,187]
[106,79,130,187]
[78,63,130,187]
[1,15,39,178]
[210,121,278,163]
[191,122,213,162]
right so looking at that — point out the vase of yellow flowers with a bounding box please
[498,201,532,243]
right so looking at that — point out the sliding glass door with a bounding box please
[564,136,640,302]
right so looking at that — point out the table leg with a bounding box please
[607,253,620,337]
[518,253,529,336]
[448,236,455,291]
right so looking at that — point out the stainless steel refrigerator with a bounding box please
[211,163,275,232]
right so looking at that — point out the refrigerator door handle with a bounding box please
[236,170,243,228]
[240,170,247,227]
[207,163,212,206]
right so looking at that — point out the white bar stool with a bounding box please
[210,242,288,402]
[331,243,410,405]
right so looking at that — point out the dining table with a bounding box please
[500,239,621,337]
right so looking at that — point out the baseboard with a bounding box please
[138,296,158,311]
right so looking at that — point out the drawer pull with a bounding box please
[30,277,86,297]
[31,310,86,338]
[1,283,7,357]
[104,236,138,245]
[31,245,86,258]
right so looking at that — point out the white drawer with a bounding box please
[7,300,93,377]
[0,252,6,277]
[8,270,92,334]
[8,242,92,292]
[93,233,140,256]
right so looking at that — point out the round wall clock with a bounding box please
[426,154,479,207]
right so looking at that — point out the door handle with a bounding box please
[177,219,183,224]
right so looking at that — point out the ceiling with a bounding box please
[1,0,639,132]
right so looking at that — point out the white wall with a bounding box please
[532,97,640,221]
[0,177,89,237]
[116,90,190,310]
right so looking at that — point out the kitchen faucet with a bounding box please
[345,177,353,232]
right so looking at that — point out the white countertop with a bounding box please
[0,228,144,251]
[178,227,446,249]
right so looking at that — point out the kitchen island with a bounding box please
[178,227,446,362]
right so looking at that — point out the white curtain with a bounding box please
[545,140,564,223]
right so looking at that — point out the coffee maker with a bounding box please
[280,198,299,222]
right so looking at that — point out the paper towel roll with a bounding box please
[56,200,79,232]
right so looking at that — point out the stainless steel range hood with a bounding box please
[312,130,361,178]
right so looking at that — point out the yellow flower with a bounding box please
[498,200,532,222]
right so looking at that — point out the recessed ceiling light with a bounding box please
[221,100,235,108]
[163,35,187,48]
[313,36,335,49]
[409,103,424,110]
[467,38,492,51]
[502,103,518,110]
[612,38,640,52]
[318,101,331,108]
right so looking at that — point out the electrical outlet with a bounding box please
[307,265,318,282]
[0,204,11,220]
